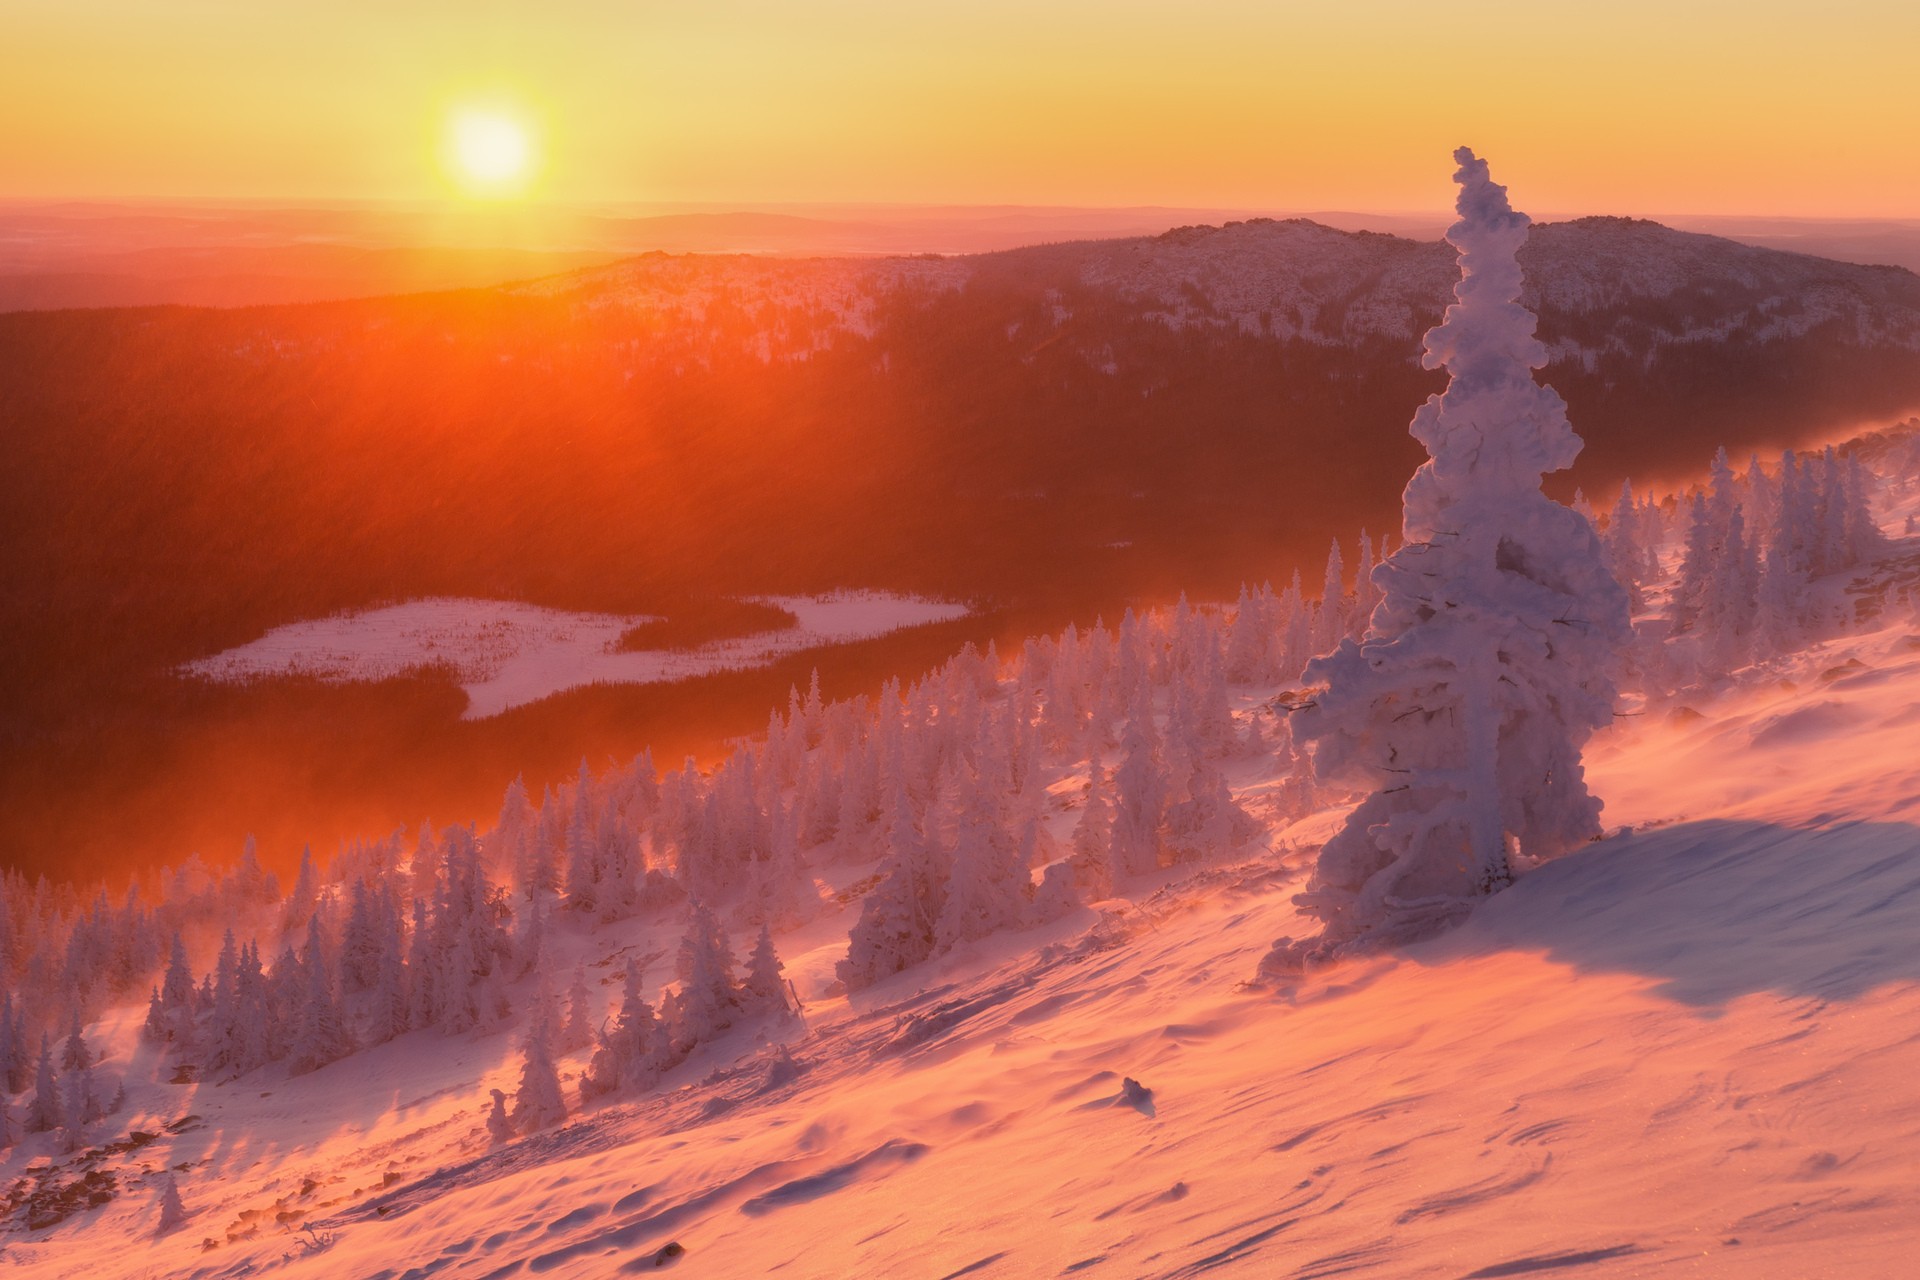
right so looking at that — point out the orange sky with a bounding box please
[6,0,1919,217]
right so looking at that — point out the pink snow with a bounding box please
[15,598,1920,1277]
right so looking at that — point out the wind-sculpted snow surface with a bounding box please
[1284,151,1633,954]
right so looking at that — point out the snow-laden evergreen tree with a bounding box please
[142,987,167,1045]
[1602,481,1650,610]
[338,879,383,996]
[838,780,949,991]
[25,1035,61,1134]
[59,1008,93,1071]
[740,924,796,1019]
[563,759,601,912]
[0,992,22,1094]
[1314,539,1347,653]
[365,903,412,1046]
[509,984,567,1135]
[1163,758,1260,862]
[1068,756,1115,898]
[155,1171,190,1234]
[58,1059,97,1153]
[663,901,743,1053]
[1278,149,1631,957]
[289,915,354,1075]
[935,775,1030,951]
[1351,530,1381,637]
[283,846,320,931]
[1107,716,1166,881]
[155,930,197,1044]
[582,961,666,1100]
[561,966,595,1054]
[493,773,538,888]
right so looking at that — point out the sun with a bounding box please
[446,107,535,194]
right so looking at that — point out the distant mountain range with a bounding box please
[7,200,1920,311]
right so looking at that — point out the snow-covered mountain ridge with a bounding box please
[523,215,1920,368]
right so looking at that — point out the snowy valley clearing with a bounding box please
[177,592,972,719]
[17,613,1920,1279]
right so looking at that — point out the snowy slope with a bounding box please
[13,571,1920,1278]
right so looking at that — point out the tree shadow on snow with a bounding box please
[1417,819,1920,1006]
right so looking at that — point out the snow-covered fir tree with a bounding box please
[839,780,948,991]
[1277,148,1632,959]
[663,901,742,1053]
[582,961,667,1100]
[509,984,567,1135]
[26,1035,61,1134]
[155,1171,190,1234]
[739,923,797,1019]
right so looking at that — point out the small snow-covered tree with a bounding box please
[1106,717,1166,881]
[739,924,796,1019]
[560,967,595,1054]
[509,985,566,1134]
[1163,758,1260,863]
[59,1009,93,1071]
[663,902,742,1053]
[339,880,383,995]
[1279,149,1631,957]
[1068,756,1115,898]
[156,1171,190,1234]
[935,777,1029,951]
[157,932,196,1041]
[25,1035,61,1134]
[59,1061,97,1153]
[365,902,411,1045]
[838,782,949,991]
[289,916,354,1075]
[284,846,320,931]
[142,987,167,1046]
[0,992,23,1094]
[582,961,666,1100]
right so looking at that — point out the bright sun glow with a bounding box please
[447,109,534,192]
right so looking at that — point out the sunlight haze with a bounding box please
[4,0,1917,215]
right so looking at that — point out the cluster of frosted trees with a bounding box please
[1603,445,1886,681]
[0,569,1386,1148]
[0,842,285,1151]
[489,911,797,1141]
[0,998,122,1155]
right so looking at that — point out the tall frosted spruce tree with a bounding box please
[1272,148,1631,960]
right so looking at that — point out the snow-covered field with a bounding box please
[178,592,971,718]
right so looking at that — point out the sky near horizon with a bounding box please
[6,0,1918,217]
